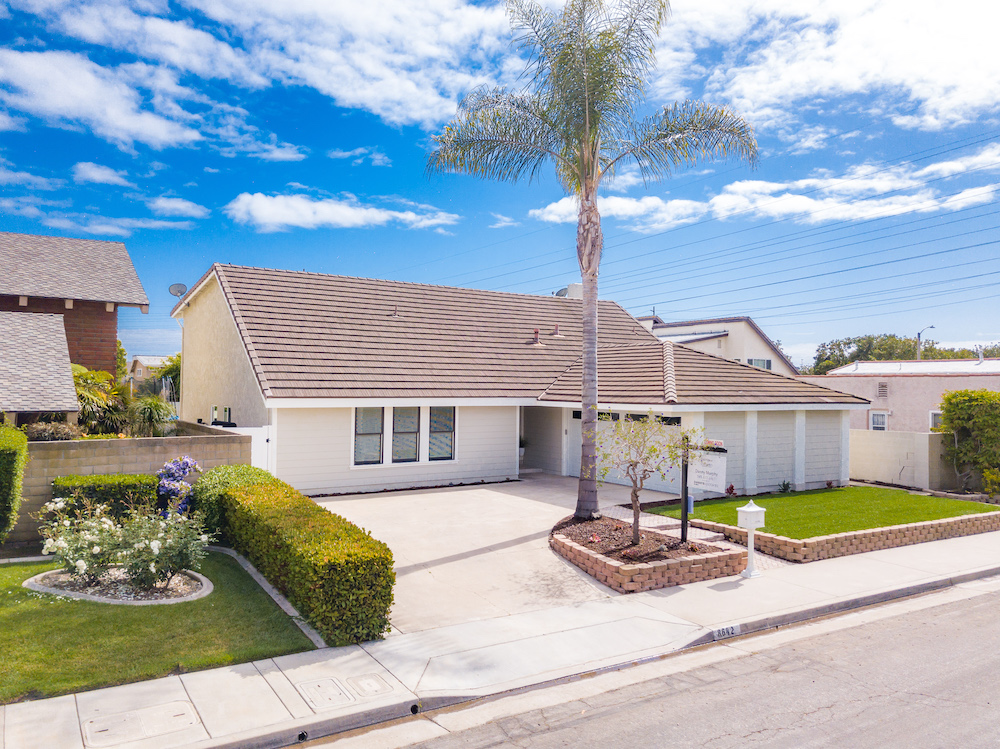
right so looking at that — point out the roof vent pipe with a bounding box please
[530,328,544,346]
[550,323,565,337]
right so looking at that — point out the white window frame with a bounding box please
[748,358,772,370]
[869,410,889,431]
[351,405,459,468]
[929,411,943,430]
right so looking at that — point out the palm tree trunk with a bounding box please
[575,186,603,519]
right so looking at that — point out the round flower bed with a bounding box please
[23,567,212,605]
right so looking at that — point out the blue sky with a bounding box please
[1,0,998,369]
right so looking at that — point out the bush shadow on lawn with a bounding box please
[0,550,314,704]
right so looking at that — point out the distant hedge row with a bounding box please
[0,426,28,543]
[52,474,158,517]
[196,465,395,646]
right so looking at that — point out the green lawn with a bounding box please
[0,551,315,703]
[648,486,997,540]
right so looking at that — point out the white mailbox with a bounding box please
[737,500,766,579]
[737,500,766,530]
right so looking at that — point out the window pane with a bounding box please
[393,407,419,434]
[429,432,453,461]
[430,407,454,433]
[392,432,418,462]
[355,434,382,464]
[356,407,383,435]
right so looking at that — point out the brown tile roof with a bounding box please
[0,232,148,306]
[0,312,79,412]
[540,341,867,405]
[197,264,659,400]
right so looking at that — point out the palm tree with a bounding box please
[429,0,758,518]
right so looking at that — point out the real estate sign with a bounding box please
[690,450,727,493]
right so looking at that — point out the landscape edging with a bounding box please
[550,531,747,593]
[689,510,1000,563]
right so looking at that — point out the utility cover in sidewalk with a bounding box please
[82,701,199,747]
[347,673,392,697]
[296,678,354,710]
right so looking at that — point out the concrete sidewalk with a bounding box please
[4,530,1000,749]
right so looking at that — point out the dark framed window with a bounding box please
[392,407,420,463]
[657,416,681,425]
[429,406,455,461]
[354,407,384,465]
[572,410,582,419]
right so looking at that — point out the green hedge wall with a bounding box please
[0,426,29,543]
[189,464,275,539]
[214,471,394,646]
[52,474,158,518]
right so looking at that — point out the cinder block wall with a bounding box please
[849,429,955,491]
[0,295,118,373]
[7,423,251,544]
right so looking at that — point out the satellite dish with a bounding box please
[168,283,188,298]
[554,287,569,297]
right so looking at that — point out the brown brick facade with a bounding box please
[691,512,1000,563]
[0,295,118,373]
[550,532,747,593]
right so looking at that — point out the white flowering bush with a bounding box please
[120,512,210,590]
[39,499,123,584]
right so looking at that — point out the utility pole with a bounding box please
[917,325,935,360]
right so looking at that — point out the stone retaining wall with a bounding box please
[691,511,1000,563]
[550,532,747,593]
[7,423,250,545]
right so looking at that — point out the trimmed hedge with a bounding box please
[0,426,29,543]
[189,464,275,539]
[215,472,394,646]
[52,474,158,518]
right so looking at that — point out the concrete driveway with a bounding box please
[315,473,678,634]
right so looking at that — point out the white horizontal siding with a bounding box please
[704,412,745,491]
[275,406,518,494]
[805,411,842,483]
[757,411,795,488]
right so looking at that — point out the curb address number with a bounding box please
[713,624,741,640]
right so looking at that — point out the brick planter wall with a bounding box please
[691,511,1000,564]
[6,423,250,545]
[550,532,747,593]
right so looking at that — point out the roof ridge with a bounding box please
[663,341,678,403]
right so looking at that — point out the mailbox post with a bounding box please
[737,500,766,579]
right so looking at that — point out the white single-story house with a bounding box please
[172,264,867,498]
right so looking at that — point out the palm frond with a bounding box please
[602,100,759,183]
[427,87,569,185]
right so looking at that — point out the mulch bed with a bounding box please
[553,516,720,564]
[33,567,202,602]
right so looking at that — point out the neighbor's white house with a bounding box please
[171,264,867,498]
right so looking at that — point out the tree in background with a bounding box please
[429,0,757,518]
[809,334,1000,375]
[115,340,127,383]
[154,353,181,402]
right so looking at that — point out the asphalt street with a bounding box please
[397,586,1000,748]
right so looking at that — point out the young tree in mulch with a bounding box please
[593,413,702,545]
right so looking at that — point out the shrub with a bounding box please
[129,396,174,437]
[937,390,1000,491]
[0,426,29,543]
[39,501,123,584]
[219,478,394,646]
[53,474,158,519]
[191,464,276,538]
[120,512,210,589]
[22,422,85,441]
[156,456,202,514]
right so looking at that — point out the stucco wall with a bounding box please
[849,429,955,491]
[9,423,250,544]
[659,320,797,377]
[522,406,563,474]
[274,405,519,494]
[757,411,795,488]
[178,276,268,428]
[0,295,118,374]
[799,373,1000,432]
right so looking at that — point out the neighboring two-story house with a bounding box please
[636,315,799,376]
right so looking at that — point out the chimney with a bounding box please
[565,283,583,299]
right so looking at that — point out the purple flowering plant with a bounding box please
[157,456,202,515]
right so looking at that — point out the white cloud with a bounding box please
[328,146,391,167]
[0,110,25,131]
[224,192,460,233]
[204,166,219,173]
[0,159,62,190]
[488,212,520,229]
[0,49,201,148]
[531,145,1000,232]
[72,161,135,187]
[601,165,646,193]
[147,196,210,218]
[43,214,193,236]
[0,195,71,218]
